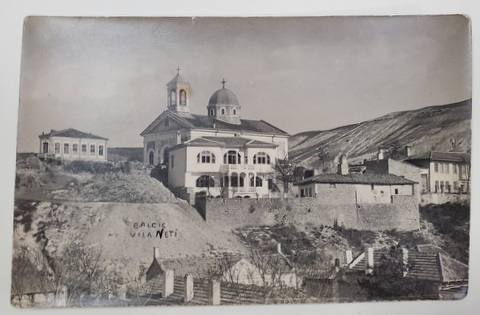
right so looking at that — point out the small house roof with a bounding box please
[404,151,470,163]
[349,249,468,283]
[39,128,108,140]
[296,173,417,186]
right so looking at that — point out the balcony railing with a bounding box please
[220,164,273,173]
[220,164,256,172]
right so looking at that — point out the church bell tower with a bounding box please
[167,66,190,114]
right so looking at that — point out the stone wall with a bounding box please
[201,195,420,231]
[420,193,470,206]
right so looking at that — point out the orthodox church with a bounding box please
[140,69,289,200]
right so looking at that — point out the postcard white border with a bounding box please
[0,1,478,315]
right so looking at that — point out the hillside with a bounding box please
[13,155,248,284]
[289,99,471,169]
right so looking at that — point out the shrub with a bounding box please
[65,160,114,174]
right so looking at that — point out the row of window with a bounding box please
[196,151,271,165]
[208,108,238,116]
[170,89,187,106]
[434,181,466,193]
[52,143,104,156]
[195,175,264,188]
[433,162,465,175]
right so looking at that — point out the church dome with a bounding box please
[208,88,240,107]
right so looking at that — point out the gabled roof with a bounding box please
[140,110,289,136]
[404,151,470,163]
[296,173,417,186]
[39,128,108,140]
[349,250,468,283]
[185,136,278,148]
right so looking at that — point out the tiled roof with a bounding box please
[142,276,319,306]
[297,173,416,185]
[186,136,278,148]
[180,113,289,135]
[405,151,470,163]
[39,128,108,140]
[349,250,468,283]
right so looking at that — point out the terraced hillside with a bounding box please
[289,99,471,169]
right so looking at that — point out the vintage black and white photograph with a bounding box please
[11,16,471,308]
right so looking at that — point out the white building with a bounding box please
[38,128,108,161]
[141,70,289,199]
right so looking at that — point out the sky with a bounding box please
[17,16,471,151]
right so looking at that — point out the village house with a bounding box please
[403,151,470,204]
[140,69,289,200]
[296,155,417,203]
[342,146,470,205]
[303,246,468,302]
[136,247,306,306]
[38,128,108,162]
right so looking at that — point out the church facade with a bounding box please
[140,70,289,200]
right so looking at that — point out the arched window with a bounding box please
[179,90,187,105]
[250,176,263,187]
[170,90,176,105]
[224,150,241,164]
[253,152,270,164]
[233,108,237,115]
[221,108,225,115]
[209,108,215,116]
[148,151,154,165]
[239,173,246,187]
[197,151,216,163]
[196,175,214,187]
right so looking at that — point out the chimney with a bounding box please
[365,247,374,275]
[334,258,341,272]
[344,250,353,265]
[377,148,385,161]
[337,154,349,175]
[176,131,181,144]
[405,145,411,157]
[153,247,161,260]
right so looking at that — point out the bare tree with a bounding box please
[51,242,106,306]
[273,156,296,196]
[316,145,330,170]
[383,140,402,160]
[248,249,289,302]
[450,137,464,152]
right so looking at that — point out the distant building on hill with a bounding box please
[403,150,470,205]
[38,128,108,162]
[403,151,470,194]
[140,69,289,201]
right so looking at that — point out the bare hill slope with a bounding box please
[289,99,471,168]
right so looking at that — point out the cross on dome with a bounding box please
[176,66,181,74]
[221,78,226,89]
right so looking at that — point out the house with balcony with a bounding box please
[38,128,108,162]
[140,69,289,201]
